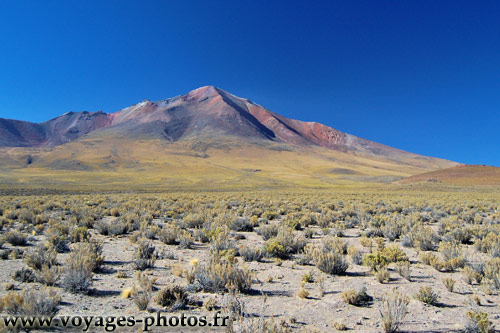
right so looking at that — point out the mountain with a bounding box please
[0,111,110,147]
[402,165,500,186]
[0,86,458,188]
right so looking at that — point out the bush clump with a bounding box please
[4,230,28,246]
[193,255,252,293]
[155,285,188,310]
[133,239,157,270]
[239,246,264,262]
[414,286,439,306]
[24,247,58,271]
[341,286,372,306]
[379,289,410,333]
[313,251,349,275]
[464,311,494,333]
[363,252,389,272]
[0,288,60,317]
[61,243,101,294]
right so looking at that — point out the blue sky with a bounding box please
[0,1,499,166]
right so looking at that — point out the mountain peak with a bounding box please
[185,85,221,100]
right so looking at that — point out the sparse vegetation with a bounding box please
[341,286,372,306]
[61,243,98,294]
[465,310,494,333]
[155,285,188,310]
[0,288,60,317]
[414,286,439,306]
[192,254,252,293]
[379,289,410,333]
[442,277,456,292]
[0,189,498,332]
[133,239,157,270]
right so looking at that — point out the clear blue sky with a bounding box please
[0,1,499,166]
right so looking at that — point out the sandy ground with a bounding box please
[1,218,499,333]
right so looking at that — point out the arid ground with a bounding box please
[0,186,499,332]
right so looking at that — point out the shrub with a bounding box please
[420,252,439,266]
[142,225,159,240]
[256,224,279,240]
[359,237,373,249]
[116,271,128,279]
[47,234,69,253]
[94,219,111,235]
[239,246,264,262]
[131,285,151,310]
[464,311,494,333]
[301,270,313,283]
[230,217,253,232]
[381,219,404,241]
[193,255,252,293]
[208,227,236,255]
[5,210,19,221]
[0,288,60,317]
[193,228,209,243]
[156,285,188,310]
[17,209,34,224]
[442,277,455,292]
[297,286,309,299]
[375,237,386,251]
[463,266,482,285]
[322,236,347,255]
[182,213,204,229]
[133,239,157,270]
[131,272,156,311]
[110,208,120,217]
[70,227,90,243]
[381,245,408,263]
[159,225,180,245]
[444,228,473,245]
[4,230,27,246]
[178,231,194,250]
[376,267,390,283]
[408,225,439,251]
[35,265,62,286]
[262,211,279,220]
[439,241,465,262]
[441,256,466,272]
[396,261,411,281]
[379,289,409,333]
[61,244,96,294]
[275,227,307,255]
[313,251,349,275]
[12,268,36,283]
[264,239,287,259]
[341,286,372,306]
[483,258,500,290]
[330,222,346,237]
[24,247,57,271]
[303,227,314,239]
[0,249,9,260]
[136,271,157,292]
[83,240,104,272]
[347,246,363,265]
[363,252,389,271]
[475,233,500,258]
[108,219,129,236]
[414,286,439,305]
[332,321,348,331]
[203,297,217,311]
